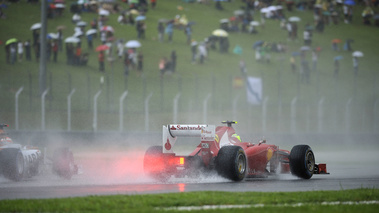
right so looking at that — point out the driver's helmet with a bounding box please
[231,133,241,142]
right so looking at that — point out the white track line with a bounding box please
[159,200,379,211]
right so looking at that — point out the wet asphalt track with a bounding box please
[1,149,379,200]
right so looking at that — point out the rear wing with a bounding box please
[163,124,215,153]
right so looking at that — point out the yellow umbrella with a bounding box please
[212,29,228,37]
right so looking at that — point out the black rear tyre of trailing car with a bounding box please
[53,147,75,180]
[216,146,247,181]
[143,146,171,182]
[0,148,25,181]
[289,145,315,179]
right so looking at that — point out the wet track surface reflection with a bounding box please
[1,149,379,200]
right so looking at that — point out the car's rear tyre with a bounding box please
[289,145,315,179]
[52,147,75,180]
[0,148,25,181]
[143,146,171,182]
[216,146,246,181]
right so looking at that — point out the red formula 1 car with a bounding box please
[0,124,79,181]
[143,121,328,181]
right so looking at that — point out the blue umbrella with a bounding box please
[292,52,301,56]
[334,55,343,61]
[344,0,355,5]
[253,40,264,49]
[135,15,146,22]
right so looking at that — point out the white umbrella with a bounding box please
[352,51,364,57]
[250,21,260,26]
[65,36,80,43]
[219,18,229,24]
[100,25,114,33]
[48,33,59,39]
[99,8,110,16]
[30,23,41,30]
[289,16,301,22]
[73,31,83,37]
[233,10,244,16]
[267,5,277,11]
[125,40,141,48]
[86,29,97,36]
[212,29,228,37]
[55,3,65,8]
[76,21,87,27]
[260,7,269,13]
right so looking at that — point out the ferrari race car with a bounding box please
[0,124,79,181]
[143,121,328,181]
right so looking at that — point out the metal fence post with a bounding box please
[173,93,181,123]
[15,87,24,130]
[318,97,324,133]
[203,93,212,124]
[41,89,49,131]
[262,97,269,133]
[119,90,128,132]
[345,98,353,132]
[291,97,297,133]
[67,89,76,131]
[145,93,153,132]
[93,90,102,132]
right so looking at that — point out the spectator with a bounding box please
[151,0,157,9]
[10,43,16,64]
[171,50,177,72]
[184,24,192,45]
[24,39,31,61]
[137,51,144,73]
[303,29,311,45]
[124,52,130,77]
[198,42,207,64]
[52,40,58,63]
[353,56,358,77]
[17,41,23,62]
[57,28,63,52]
[158,22,164,42]
[98,51,105,72]
[159,57,166,78]
[165,21,174,43]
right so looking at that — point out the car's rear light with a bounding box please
[168,157,185,166]
[179,157,185,165]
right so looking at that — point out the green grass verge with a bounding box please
[0,188,378,212]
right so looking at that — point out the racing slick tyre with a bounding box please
[289,145,315,179]
[215,146,247,181]
[0,148,25,181]
[143,146,171,182]
[52,147,75,180]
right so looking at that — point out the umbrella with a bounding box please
[233,10,244,16]
[73,31,83,37]
[129,9,139,15]
[212,29,228,37]
[47,33,59,39]
[76,21,87,27]
[5,38,17,46]
[253,40,264,49]
[86,29,97,36]
[220,18,229,23]
[288,16,301,22]
[300,46,311,51]
[250,21,260,26]
[30,23,41,30]
[55,3,65,8]
[332,39,342,43]
[292,52,301,56]
[260,7,269,13]
[352,51,363,57]
[125,40,141,48]
[135,15,146,22]
[64,36,80,43]
[267,5,277,11]
[99,9,110,16]
[96,44,110,52]
[56,25,66,30]
[344,0,355,6]
[334,55,344,61]
[100,25,114,33]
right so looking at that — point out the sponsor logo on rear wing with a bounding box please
[163,124,215,153]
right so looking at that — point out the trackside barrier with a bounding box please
[67,89,76,131]
[318,97,324,133]
[119,90,128,132]
[262,97,269,133]
[93,90,102,132]
[41,89,49,131]
[15,87,24,131]
[203,93,212,124]
[145,93,153,132]
[291,97,297,133]
[173,93,181,124]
